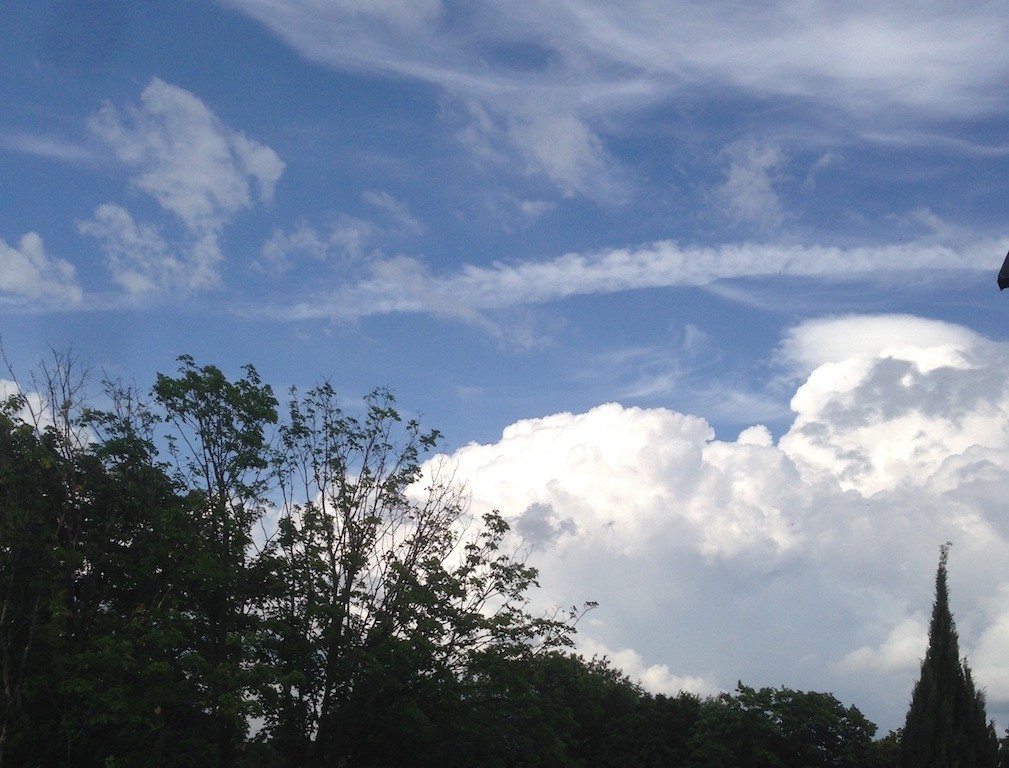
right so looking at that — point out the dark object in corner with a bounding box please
[999,250,1009,290]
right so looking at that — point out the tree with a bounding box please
[153,356,279,768]
[0,354,587,766]
[899,544,999,768]
[687,684,881,768]
[0,357,219,767]
[0,350,93,763]
[258,383,579,767]
[0,395,67,765]
[435,650,698,768]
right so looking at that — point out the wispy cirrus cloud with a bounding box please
[225,1,1009,117]
[222,0,1009,201]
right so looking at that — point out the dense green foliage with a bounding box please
[0,354,975,767]
[899,545,999,768]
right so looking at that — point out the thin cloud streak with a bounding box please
[0,132,96,164]
[276,238,997,322]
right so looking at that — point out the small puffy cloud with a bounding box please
[737,424,773,446]
[260,191,422,273]
[456,97,624,202]
[424,314,1009,728]
[260,218,375,273]
[519,200,555,220]
[507,107,622,201]
[89,78,284,231]
[715,141,786,227]
[77,204,188,294]
[0,232,83,307]
[86,78,285,293]
[837,615,928,675]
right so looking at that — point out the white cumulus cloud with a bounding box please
[424,314,1009,730]
[779,316,1009,495]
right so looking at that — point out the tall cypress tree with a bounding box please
[899,544,999,768]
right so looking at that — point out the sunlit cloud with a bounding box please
[423,314,1009,727]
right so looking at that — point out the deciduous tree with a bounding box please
[153,356,279,768]
[259,383,578,767]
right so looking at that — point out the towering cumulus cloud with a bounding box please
[427,314,1009,729]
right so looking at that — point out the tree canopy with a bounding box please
[0,355,584,767]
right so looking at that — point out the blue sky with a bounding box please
[5,0,1009,733]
